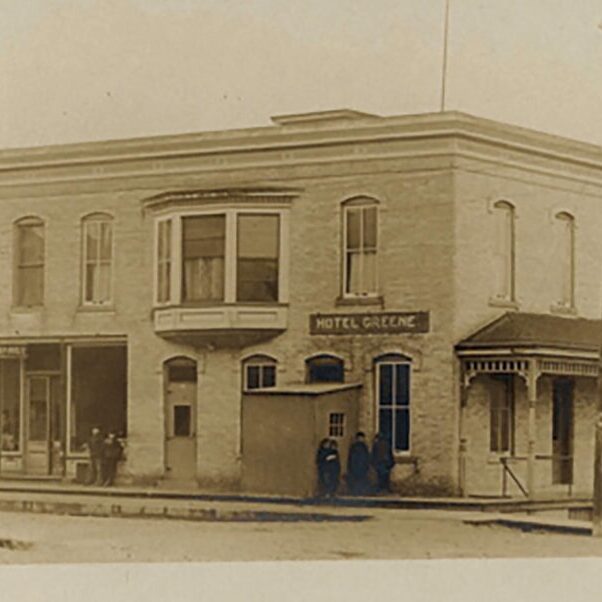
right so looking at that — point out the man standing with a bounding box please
[371,433,395,493]
[101,432,124,487]
[346,432,371,495]
[86,427,104,486]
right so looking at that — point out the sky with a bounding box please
[1,0,602,150]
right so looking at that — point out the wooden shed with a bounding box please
[241,383,361,497]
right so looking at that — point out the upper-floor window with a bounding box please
[14,217,45,307]
[554,212,575,309]
[343,197,378,297]
[492,201,515,302]
[243,354,277,390]
[182,215,225,302]
[306,354,345,383]
[155,209,286,306]
[82,213,113,306]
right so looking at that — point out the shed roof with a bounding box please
[243,382,362,397]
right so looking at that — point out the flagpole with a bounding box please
[440,0,451,112]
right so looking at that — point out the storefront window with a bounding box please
[1,360,21,452]
[70,346,127,452]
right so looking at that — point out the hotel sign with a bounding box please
[309,311,429,335]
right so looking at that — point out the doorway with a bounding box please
[552,378,573,485]
[164,358,197,482]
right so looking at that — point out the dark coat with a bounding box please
[88,433,104,459]
[102,439,124,462]
[371,438,394,470]
[347,441,370,477]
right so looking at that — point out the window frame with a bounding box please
[491,200,516,304]
[13,216,45,308]
[153,207,289,307]
[554,211,575,310]
[342,197,379,299]
[242,354,278,391]
[305,353,345,384]
[488,374,515,456]
[375,354,412,455]
[81,213,114,307]
[328,412,345,438]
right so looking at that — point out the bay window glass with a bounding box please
[237,214,279,302]
[157,220,172,303]
[83,214,113,305]
[182,215,225,302]
[15,217,44,307]
[344,199,378,296]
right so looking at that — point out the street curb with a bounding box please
[465,517,593,536]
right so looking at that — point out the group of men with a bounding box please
[86,427,124,487]
[316,431,395,498]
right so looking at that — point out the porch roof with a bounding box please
[456,312,602,354]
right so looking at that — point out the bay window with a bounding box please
[155,209,287,306]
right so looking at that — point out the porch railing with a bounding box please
[499,455,574,498]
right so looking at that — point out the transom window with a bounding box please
[155,210,285,306]
[14,217,45,307]
[343,197,378,297]
[376,354,411,453]
[82,213,113,305]
[243,355,277,390]
[306,354,345,384]
[492,200,515,302]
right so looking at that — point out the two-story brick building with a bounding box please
[0,109,600,497]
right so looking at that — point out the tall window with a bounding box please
[376,354,411,453]
[343,198,378,297]
[306,354,345,383]
[237,214,279,302]
[492,201,515,302]
[82,214,113,305]
[14,217,45,307]
[489,375,514,454]
[182,215,225,302]
[554,212,575,308]
[243,355,277,390]
[157,219,172,303]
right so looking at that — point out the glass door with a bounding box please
[26,376,50,475]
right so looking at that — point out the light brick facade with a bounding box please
[0,110,601,496]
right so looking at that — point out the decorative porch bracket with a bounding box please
[460,355,599,499]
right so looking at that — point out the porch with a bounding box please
[456,312,601,499]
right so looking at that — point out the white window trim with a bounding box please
[375,359,412,455]
[490,200,516,305]
[243,356,278,390]
[342,199,379,299]
[81,215,114,307]
[153,207,289,307]
[328,412,346,438]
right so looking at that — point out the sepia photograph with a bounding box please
[1,0,602,599]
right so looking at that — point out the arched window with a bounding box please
[375,354,411,453]
[243,354,277,390]
[306,354,345,384]
[14,216,45,307]
[342,197,378,297]
[82,213,113,305]
[554,212,575,308]
[492,201,515,302]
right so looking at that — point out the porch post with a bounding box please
[459,378,468,497]
[593,352,602,535]
[526,361,538,500]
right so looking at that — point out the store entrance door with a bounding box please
[25,375,51,475]
[164,358,197,482]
